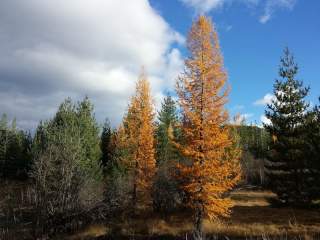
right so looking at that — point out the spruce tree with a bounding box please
[264,48,310,205]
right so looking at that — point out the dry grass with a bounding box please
[66,187,320,239]
[2,182,320,239]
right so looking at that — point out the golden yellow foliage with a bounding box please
[175,15,241,235]
[123,69,156,210]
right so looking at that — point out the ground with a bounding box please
[70,186,320,239]
[1,182,320,239]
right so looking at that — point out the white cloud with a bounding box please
[179,0,260,13]
[180,0,226,13]
[179,0,296,23]
[232,113,253,125]
[259,14,271,24]
[232,105,245,110]
[260,115,271,125]
[0,0,184,129]
[226,25,233,31]
[254,93,275,106]
[260,0,296,24]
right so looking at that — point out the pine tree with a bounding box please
[0,114,9,177]
[153,95,181,212]
[100,119,114,171]
[31,112,85,229]
[104,124,132,214]
[0,114,32,179]
[35,97,102,180]
[77,96,102,179]
[155,95,179,165]
[175,16,241,239]
[304,98,320,200]
[31,97,103,229]
[264,48,310,205]
[123,70,156,212]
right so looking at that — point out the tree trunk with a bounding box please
[193,205,204,240]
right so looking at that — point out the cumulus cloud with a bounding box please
[259,0,296,24]
[0,0,184,129]
[260,115,271,125]
[254,93,275,106]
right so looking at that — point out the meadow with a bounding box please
[1,182,320,239]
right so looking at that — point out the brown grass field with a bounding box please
[1,182,320,239]
[68,186,320,240]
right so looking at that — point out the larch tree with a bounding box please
[175,15,241,239]
[123,70,156,212]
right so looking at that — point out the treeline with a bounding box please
[234,124,269,185]
[1,15,320,239]
[0,114,32,179]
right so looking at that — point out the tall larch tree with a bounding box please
[123,70,156,212]
[264,48,310,205]
[175,15,241,239]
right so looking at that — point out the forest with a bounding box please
[1,15,320,240]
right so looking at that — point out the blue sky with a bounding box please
[150,0,320,124]
[0,0,319,129]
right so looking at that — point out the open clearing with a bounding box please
[1,183,320,239]
[67,186,320,239]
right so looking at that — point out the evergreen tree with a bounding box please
[175,16,241,239]
[100,119,114,170]
[0,114,9,177]
[304,98,320,200]
[155,95,179,165]
[31,97,103,231]
[153,96,181,212]
[103,125,132,214]
[0,114,32,179]
[264,48,310,205]
[77,96,102,179]
[33,97,102,180]
[31,112,85,230]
